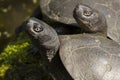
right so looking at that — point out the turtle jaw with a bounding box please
[74,15,106,33]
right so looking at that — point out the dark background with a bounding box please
[0,0,39,53]
[0,1,53,80]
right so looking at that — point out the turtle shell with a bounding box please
[59,34,120,80]
[40,0,120,44]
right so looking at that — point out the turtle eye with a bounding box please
[83,10,92,16]
[33,23,43,32]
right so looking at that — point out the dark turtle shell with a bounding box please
[40,0,120,44]
[59,33,120,80]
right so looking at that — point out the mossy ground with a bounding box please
[0,32,53,80]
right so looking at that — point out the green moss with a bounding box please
[0,32,53,80]
[0,32,30,63]
[0,64,10,78]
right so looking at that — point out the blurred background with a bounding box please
[0,1,53,80]
[0,0,39,53]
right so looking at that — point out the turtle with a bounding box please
[40,0,120,44]
[25,17,73,80]
[26,4,120,80]
[59,4,120,80]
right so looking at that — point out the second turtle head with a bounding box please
[73,3,107,34]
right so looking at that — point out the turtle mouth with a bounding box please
[78,18,97,32]
[79,19,89,25]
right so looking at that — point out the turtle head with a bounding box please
[26,17,60,62]
[26,17,60,49]
[73,4,107,34]
[26,17,56,45]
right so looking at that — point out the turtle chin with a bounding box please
[87,26,98,33]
